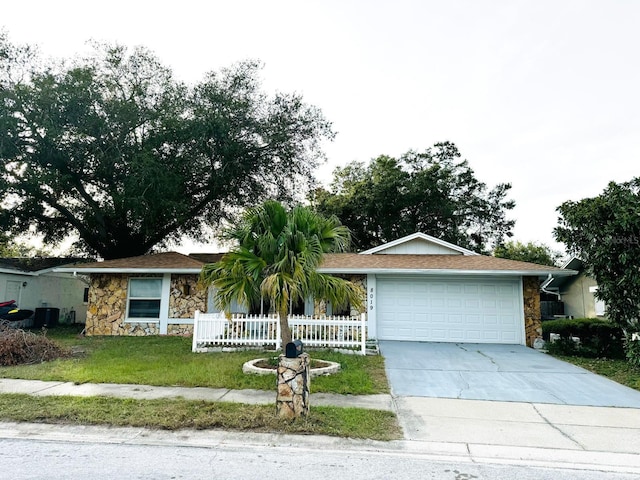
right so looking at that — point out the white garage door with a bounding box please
[377,276,523,344]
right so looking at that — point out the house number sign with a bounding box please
[369,287,374,310]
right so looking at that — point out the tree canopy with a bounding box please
[0,33,333,259]
[311,142,515,252]
[554,178,640,336]
[200,201,363,347]
[493,240,561,266]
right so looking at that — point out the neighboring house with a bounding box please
[542,257,605,318]
[57,233,576,346]
[0,257,90,325]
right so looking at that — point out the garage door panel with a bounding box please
[377,276,523,344]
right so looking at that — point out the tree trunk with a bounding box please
[279,308,292,349]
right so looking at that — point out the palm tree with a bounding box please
[200,200,363,348]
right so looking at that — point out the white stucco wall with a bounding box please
[0,272,89,323]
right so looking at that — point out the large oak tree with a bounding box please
[311,142,515,253]
[0,34,333,259]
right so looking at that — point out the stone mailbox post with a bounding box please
[276,341,309,419]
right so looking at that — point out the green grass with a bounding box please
[0,393,402,440]
[0,326,389,395]
[554,355,640,391]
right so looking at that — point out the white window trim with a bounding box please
[125,276,164,324]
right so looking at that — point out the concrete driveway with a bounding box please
[379,341,640,407]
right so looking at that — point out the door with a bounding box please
[376,276,524,344]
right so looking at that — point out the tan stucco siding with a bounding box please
[560,273,599,318]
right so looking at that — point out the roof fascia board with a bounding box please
[359,232,479,256]
[318,267,579,277]
[560,256,582,269]
[54,268,203,274]
[0,268,38,276]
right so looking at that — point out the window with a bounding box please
[331,301,351,317]
[291,298,306,316]
[589,285,606,316]
[128,278,162,319]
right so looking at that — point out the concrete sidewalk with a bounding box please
[1,378,640,473]
[0,378,393,410]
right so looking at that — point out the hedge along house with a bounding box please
[57,233,577,346]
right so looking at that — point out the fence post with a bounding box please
[192,310,200,353]
[276,315,282,351]
[360,312,367,355]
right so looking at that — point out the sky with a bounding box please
[3,0,639,254]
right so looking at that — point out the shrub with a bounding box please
[0,322,70,366]
[542,318,625,359]
[626,335,640,368]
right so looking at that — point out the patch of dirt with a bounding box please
[253,358,334,370]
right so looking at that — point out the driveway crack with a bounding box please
[475,350,500,371]
[456,372,469,399]
[532,404,586,450]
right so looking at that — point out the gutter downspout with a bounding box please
[540,274,560,299]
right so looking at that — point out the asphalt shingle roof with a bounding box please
[60,251,570,275]
[318,254,568,272]
[68,252,206,270]
[0,257,90,273]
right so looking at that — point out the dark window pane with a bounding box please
[129,299,161,318]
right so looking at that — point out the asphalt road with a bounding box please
[0,424,637,480]
[3,435,638,480]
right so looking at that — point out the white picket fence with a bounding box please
[192,311,367,355]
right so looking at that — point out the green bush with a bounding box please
[626,337,640,368]
[542,318,625,359]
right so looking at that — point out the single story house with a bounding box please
[56,233,576,346]
[0,257,90,325]
[542,257,605,318]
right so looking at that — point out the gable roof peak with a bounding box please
[359,232,480,256]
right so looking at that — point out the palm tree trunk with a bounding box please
[279,307,292,348]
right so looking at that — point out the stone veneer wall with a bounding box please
[313,274,367,316]
[169,274,206,320]
[523,276,542,347]
[86,273,204,336]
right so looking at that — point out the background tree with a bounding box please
[0,33,333,259]
[0,233,49,257]
[554,178,640,340]
[200,201,363,348]
[493,240,562,266]
[311,142,514,253]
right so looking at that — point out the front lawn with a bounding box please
[0,327,399,440]
[553,355,640,392]
[0,327,389,395]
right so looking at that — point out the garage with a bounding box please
[318,232,578,347]
[376,276,524,344]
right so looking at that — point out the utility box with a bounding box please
[34,308,60,328]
